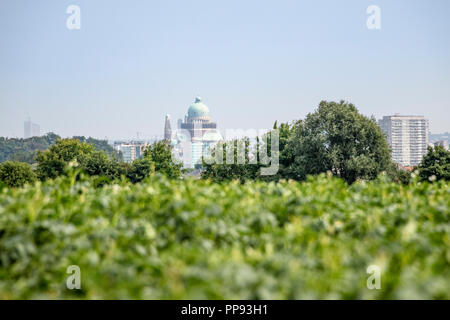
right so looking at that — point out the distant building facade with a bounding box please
[164,114,172,140]
[24,119,40,138]
[378,114,429,166]
[165,97,223,168]
[114,142,147,163]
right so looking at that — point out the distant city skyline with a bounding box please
[8,111,450,142]
[1,1,449,139]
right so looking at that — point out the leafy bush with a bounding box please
[0,161,36,188]
[0,174,448,299]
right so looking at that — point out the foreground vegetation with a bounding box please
[0,173,448,299]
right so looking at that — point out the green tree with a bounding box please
[418,146,450,182]
[73,136,119,160]
[0,161,37,187]
[127,158,155,183]
[287,100,392,183]
[386,164,412,185]
[83,150,127,181]
[143,140,181,179]
[36,139,95,180]
[261,122,296,181]
[201,124,296,183]
[202,138,261,183]
[9,150,36,164]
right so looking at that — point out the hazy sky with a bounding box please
[1,0,449,139]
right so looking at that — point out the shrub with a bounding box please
[0,161,36,188]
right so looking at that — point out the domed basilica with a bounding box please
[164,97,222,168]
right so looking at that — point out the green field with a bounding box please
[0,174,449,299]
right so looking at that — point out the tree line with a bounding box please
[0,100,449,188]
[202,100,450,184]
[0,132,119,164]
[0,138,182,188]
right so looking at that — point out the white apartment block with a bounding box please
[378,115,429,166]
[114,143,147,163]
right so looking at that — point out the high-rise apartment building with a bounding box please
[378,114,429,166]
[114,143,146,163]
[24,119,40,138]
[164,114,172,140]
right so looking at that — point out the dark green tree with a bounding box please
[260,122,296,181]
[201,138,261,183]
[127,158,155,183]
[201,124,295,183]
[417,146,450,182]
[286,100,392,183]
[0,161,37,188]
[83,150,127,181]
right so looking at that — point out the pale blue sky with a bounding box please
[1,0,449,139]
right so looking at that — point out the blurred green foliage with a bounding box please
[0,173,448,299]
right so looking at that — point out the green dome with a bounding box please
[188,97,210,118]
